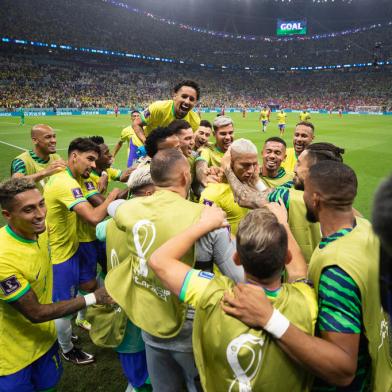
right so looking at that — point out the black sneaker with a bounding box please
[61,347,95,365]
[71,333,79,343]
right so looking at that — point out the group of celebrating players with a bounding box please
[0,80,391,392]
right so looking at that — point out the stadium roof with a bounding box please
[122,0,392,35]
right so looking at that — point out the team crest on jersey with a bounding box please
[0,275,21,296]
[84,181,95,191]
[203,199,214,206]
[71,187,83,199]
[143,109,150,119]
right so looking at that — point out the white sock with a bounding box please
[55,318,73,353]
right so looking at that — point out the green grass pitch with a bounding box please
[0,111,391,391]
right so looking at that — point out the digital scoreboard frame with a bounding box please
[276,19,307,36]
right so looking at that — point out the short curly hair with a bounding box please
[0,177,37,210]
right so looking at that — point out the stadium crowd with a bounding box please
[1,52,392,111]
[0,79,391,392]
[1,0,392,70]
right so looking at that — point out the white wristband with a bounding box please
[84,293,97,307]
[101,171,108,176]
[264,309,290,339]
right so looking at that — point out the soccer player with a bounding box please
[282,122,315,174]
[259,105,269,133]
[260,137,294,188]
[277,109,287,136]
[132,80,201,143]
[144,126,181,158]
[148,203,316,391]
[372,174,392,320]
[112,110,144,167]
[89,136,132,194]
[200,139,259,235]
[299,110,311,122]
[0,178,113,391]
[44,138,120,364]
[195,116,234,187]
[105,149,243,392]
[18,107,25,126]
[11,124,66,193]
[94,166,155,392]
[114,104,119,118]
[168,120,198,187]
[223,142,345,262]
[193,120,212,151]
[222,161,392,391]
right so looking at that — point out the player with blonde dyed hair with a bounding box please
[199,139,265,235]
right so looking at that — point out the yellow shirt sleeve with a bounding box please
[80,179,99,199]
[197,147,212,165]
[0,257,30,303]
[120,127,132,144]
[57,176,87,210]
[108,168,122,181]
[141,101,162,126]
[179,269,215,308]
[199,184,221,208]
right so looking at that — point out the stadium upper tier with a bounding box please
[0,0,391,69]
[1,52,391,111]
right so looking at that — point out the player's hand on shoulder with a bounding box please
[45,159,67,176]
[206,166,224,184]
[221,283,273,328]
[94,286,116,305]
[199,204,228,231]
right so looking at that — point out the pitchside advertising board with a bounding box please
[277,19,307,36]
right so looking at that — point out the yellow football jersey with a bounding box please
[277,112,287,124]
[44,168,87,264]
[77,176,100,243]
[120,125,144,154]
[299,112,311,122]
[260,109,269,121]
[200,183,248,235]
[141,100,200,136]
[196,145,224,168]
[281,147,298,174]
[0,226,56,375]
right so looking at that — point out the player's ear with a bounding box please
[2,209,11,221]
[233,251,242,266]
[284,249,292,265]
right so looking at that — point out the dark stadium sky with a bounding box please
[124,0,392,35]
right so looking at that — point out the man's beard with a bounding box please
[305,204,318,223]
[293,176,304,191]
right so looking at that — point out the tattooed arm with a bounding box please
[224,165,272,209]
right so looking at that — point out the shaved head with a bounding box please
[150,149,190,187]
[31,124,54,138]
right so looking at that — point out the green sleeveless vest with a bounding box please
[105,189,204,338]
[193,276,316,392]
[308,218,392,392]
[15,151,61,193]
[288,189,321,263]
[260,168,293,188]
[87,219,128,347]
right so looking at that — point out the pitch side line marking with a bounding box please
[0,140,26,151]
